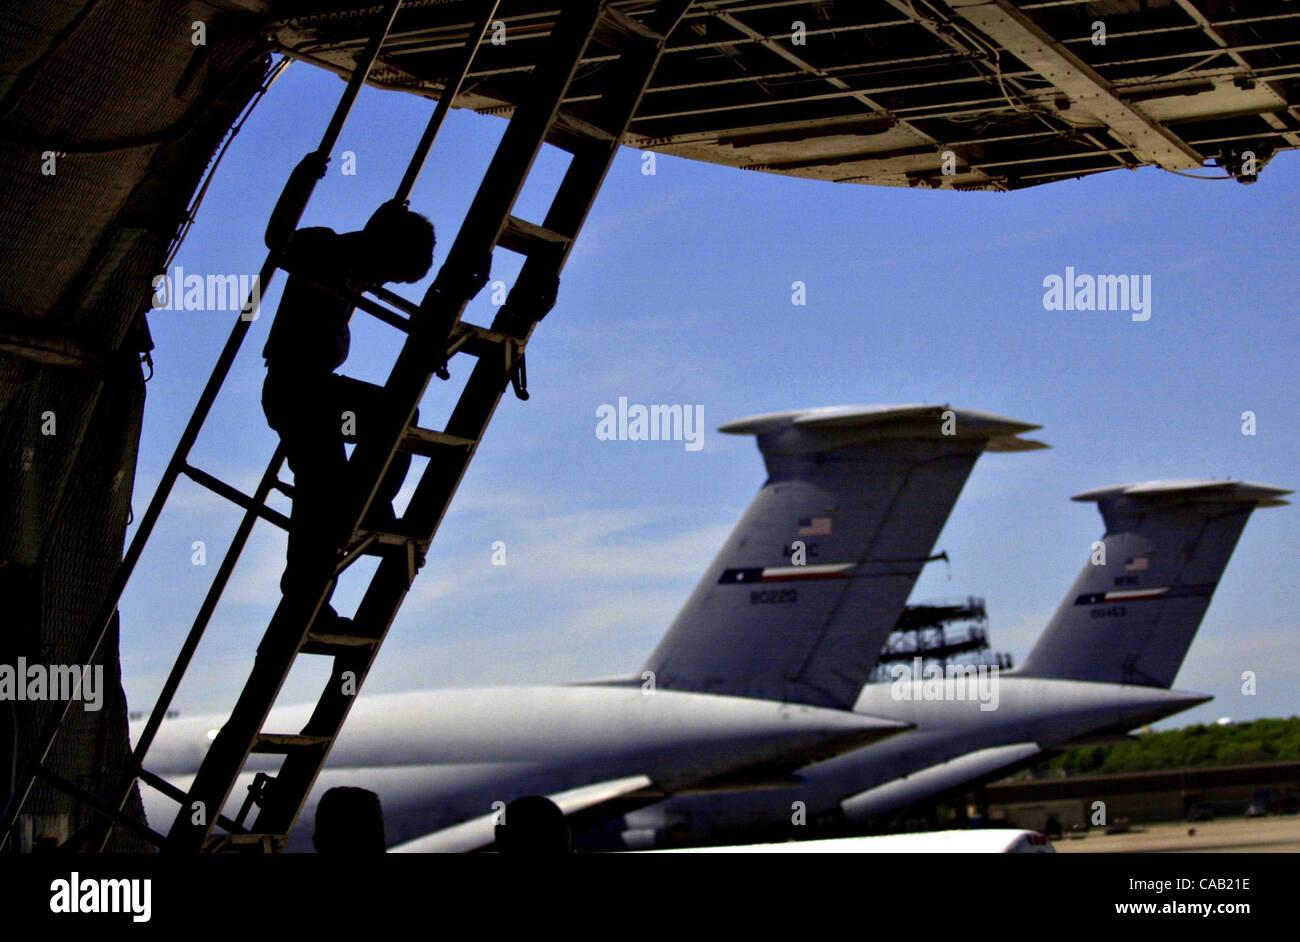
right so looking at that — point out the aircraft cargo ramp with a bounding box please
[272,0,1300,190]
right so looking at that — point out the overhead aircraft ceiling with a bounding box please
[269,0,1300,190]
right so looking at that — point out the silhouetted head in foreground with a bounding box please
[352,200,435,285]
[495,796,572,854]
[314,786,387,853]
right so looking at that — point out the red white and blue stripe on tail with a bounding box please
[1074,583,1216,605]
[718,562,856,584]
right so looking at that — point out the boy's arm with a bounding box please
[265,151,329,252]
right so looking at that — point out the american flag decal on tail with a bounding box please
[798,516,833,536]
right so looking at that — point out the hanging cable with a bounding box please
[1161,167,1235,180]
[164,56,292,269]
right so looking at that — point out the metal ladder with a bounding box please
[2,0,688,853]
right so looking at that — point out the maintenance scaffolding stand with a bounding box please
[873,597,1013,683]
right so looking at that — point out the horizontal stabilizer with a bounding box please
[1072,478,1292,507]
[718,404,1044,452]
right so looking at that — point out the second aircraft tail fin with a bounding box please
[1014,479,1290,688]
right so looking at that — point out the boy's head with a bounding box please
[359,201,435,284]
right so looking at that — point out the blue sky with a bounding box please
[121,60,1299,728]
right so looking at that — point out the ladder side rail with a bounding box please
[393,0,502,205]
[0,252,275,847]
[429,0,609,289]
[163,579,336,850]
[407,1,692,542]
[94,446,290,850]
[342,0,611,547]
[308,1,407,189]
[250,558,413,834]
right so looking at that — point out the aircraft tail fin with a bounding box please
[641,405,1046,709]
[1014,479,1290,688]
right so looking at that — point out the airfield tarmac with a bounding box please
[1051,816,1300,853]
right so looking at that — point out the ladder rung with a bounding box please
[250,733,331,755]
[400,426,476,457]
[333,528,418,577]
[596,6,665,45]
[447,321,512,359]
[301,632,381,656]
[138,768,249,836]
[205,832,284,852]
[369,284,423,318]
[280,257,412,333]
[181,464,290,530]
[352,528,420,548]
[497,214,572,257]
[549,108,619,151]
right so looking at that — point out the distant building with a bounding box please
[976,761,1300,830]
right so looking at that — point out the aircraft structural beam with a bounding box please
[948,0,1204,170]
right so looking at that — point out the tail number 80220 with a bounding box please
[750,589,798,605]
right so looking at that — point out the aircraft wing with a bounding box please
[388,775,655,854]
